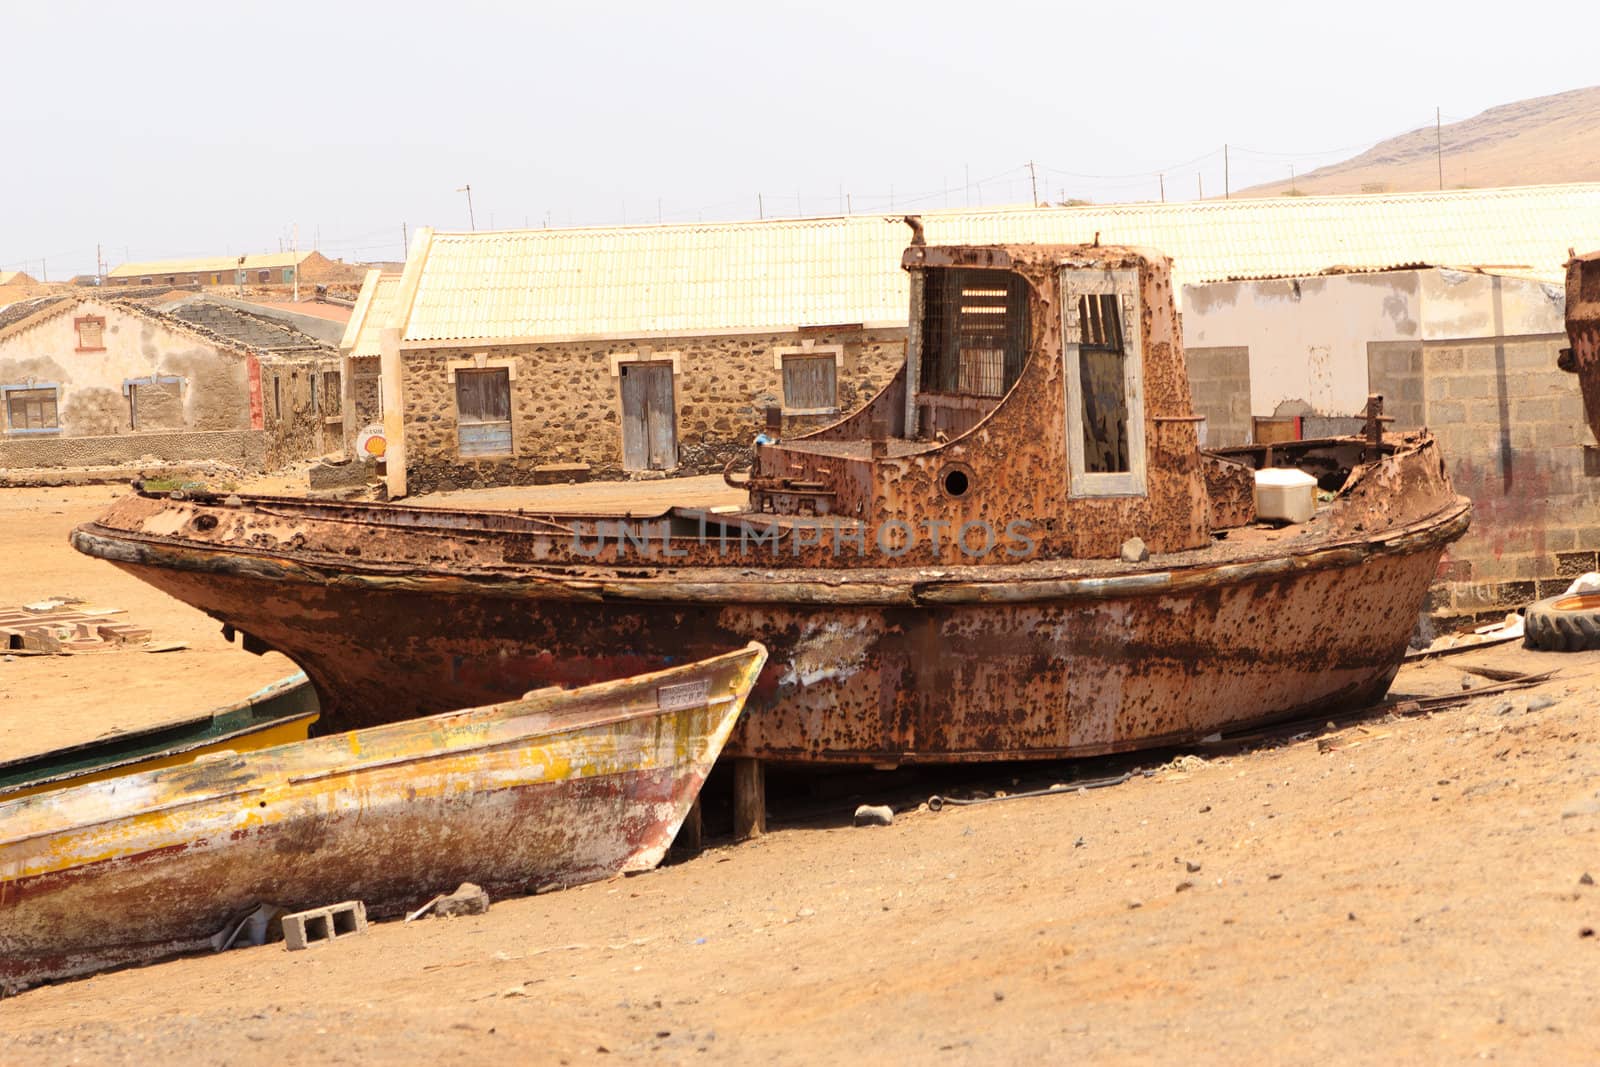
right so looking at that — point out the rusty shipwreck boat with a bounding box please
[73,241,1470,765]
[0,644,764,993]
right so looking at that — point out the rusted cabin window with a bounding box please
[781,353,837,412]
[5,387,60,432]
[1062,268,1145,497]
[1076,293,1130,473]
[456,368,512,457]
[919,269,1030,397]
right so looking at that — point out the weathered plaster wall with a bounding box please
[0,429,267,469]
[259,356,342,466]
[1182,272,1420,419]
[399,328,906,493]
[0,298,252,441]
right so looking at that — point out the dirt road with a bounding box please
[3,485,1600,1063]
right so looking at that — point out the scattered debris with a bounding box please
[212,903,287,951]
[853,804,894,827]
[283,901,368,951]
[1119,537,1149,563]
[0,603,150,654]
[435,883,491,918]
[1580,873,1594,886]
[927,772,1131,811]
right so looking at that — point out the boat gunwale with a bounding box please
[71,497,1473,607]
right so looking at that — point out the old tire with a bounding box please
[1523,592,1600,652]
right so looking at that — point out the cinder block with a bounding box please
[283,901,368,951]
[1427,349,1463,372]
[1556,550,1600,578]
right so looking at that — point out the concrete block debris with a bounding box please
[406,882,491,922]
[283,900,368,951]
[0,602,150,653]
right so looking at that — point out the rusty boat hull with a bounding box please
[0,643,766,993]
[71,437,1469,765]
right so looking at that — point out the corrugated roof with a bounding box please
[341,270,403,358]
[108,250,314,279]
[391,183,1600,345]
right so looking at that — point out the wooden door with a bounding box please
[619,362,677,471]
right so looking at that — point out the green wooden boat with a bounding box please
[0,674,318,801]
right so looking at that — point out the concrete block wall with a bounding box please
[1365,341,1424,430]
[1423,336,1600,626]
[1185,346,1251,447]
[400,329,906,494]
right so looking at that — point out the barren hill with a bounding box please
[1241,86,1600,197]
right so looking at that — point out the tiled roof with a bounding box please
[385,183,1600,345]
[108,251,314,280]
[341,270,403,358]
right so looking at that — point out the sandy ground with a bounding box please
[4,484,1600,1063]
[0,485,296,762]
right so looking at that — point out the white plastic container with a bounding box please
[1254,467,1318,525]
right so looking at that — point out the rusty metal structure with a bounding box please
[1561,249,1600,446]
[73,242,1470,766]
[0,645,764,993]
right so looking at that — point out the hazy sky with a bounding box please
[4,0,1595,279]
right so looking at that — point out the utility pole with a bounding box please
[292,223,299,302]
[846,192,852,214]
[1158,173,1165,203]
[1290,164,1297,195]
[1224,144,1230,200]
[1027,160,1039,206]
[758,193,764,219]
[96,243,104,285]
[402,221,409,258]
[456,184,476,230]
[1436,106,1444,190]
[1197,173,1203,200]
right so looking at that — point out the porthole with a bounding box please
[939,463,975,499]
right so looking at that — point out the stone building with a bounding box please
[357,224,912,495]
[0,293,338,470]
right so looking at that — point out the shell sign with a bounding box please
[355,425,387,459]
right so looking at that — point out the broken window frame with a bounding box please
[2,383,62,434]
[320,369,343,420]
[454,366,514,458]
[74,315,106,352]
[122,375,186,431]
[1060,267,1147,498]
[917,268,1031,400]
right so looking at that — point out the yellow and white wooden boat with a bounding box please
[0,643,766,993]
